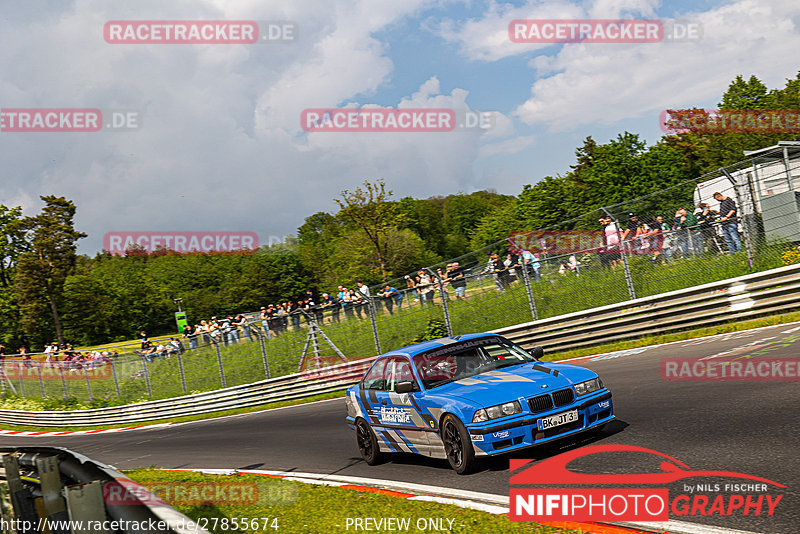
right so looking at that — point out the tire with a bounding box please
[441,414,475,474]
[356,418,384,465]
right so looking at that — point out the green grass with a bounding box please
[3,246,794,407]
[124,469,581,534]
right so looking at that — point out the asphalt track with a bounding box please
[3,322,800,533]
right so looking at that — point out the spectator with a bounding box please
[713,192,742,253]
[568,254,580,274]
[621,213,639,253]
[357,282,370,299]
[634,220,651,254]
[183,323,198,350]
[503,254,518,284]
[418,270,435,304]
[648,215,670,262]
[601,216,622,269]
[288,300,301,329]
[673,208,696,257]
[322,292,340,322]
[697,203,721,253]
[448,262,467,299]
[483,253,506,291]
[237,314,250,342]
[405,275,419,303]
[520,248,541,280]
[260,307,273,340]
[379,285,402,314]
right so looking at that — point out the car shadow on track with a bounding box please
[341,420,629,476]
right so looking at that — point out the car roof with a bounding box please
[381,332,499,358]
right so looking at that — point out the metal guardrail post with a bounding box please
[141,358,152,398]
[176,350,188,393]
[520,262,538,321]
[210,337,227,388]
[37,455,70,533]
[367,297,382,355]
[110,359,121,399]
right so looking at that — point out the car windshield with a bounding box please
[412,339,538,389]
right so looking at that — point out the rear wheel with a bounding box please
[356,418,384,465]
[441,414,475,474]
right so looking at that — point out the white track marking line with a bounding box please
[173,468,761,534]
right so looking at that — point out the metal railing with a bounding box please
[0,446,204,533]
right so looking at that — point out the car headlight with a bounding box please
[574,377,603,396]
[472,401,522,423]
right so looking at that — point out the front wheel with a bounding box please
[441,414,475,474]
[356,418,384,465]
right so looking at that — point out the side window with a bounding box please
[385,357,415,392]
[363,359,387,390]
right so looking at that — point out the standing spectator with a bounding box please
[601,216,622,269]
[674,208,698,257]
[483,253,506,291]
[648,215,670,262]
[182,323,197,349]
[568,254,580,274]
[504,254,518,284]
[237,314,251,342]
[697,203,721,253]
[713,192,742,253]
[418,270,435,306]
[634,220,651,254]
[520,248,540,281]
[448,261,467,299]
[379,285,402,314]
[405,275,419,303]
[342,289,355,319]
[621,213,639,254]
[288,300,301,329]
[260,307,272,340]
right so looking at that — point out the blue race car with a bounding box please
[345,333,614,474]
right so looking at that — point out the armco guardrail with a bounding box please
[0,358,375,428]
[496,262,800,352]
[1,446,206,533]
[1,263,798,429]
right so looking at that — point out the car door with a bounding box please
[371,356,434,455]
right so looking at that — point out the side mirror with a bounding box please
[395,381,416,394]
[529,346,544,360]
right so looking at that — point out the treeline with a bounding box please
[1,72,799,349]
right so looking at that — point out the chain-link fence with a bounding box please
[3,142,800,404]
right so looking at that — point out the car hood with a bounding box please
[424,361,598,407]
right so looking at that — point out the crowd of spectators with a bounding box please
[0,342,117,377]
[598,192,743,267]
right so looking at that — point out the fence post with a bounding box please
[83,366,94,402]
[176,350,187,394]
[59,365,68,400]
[720,167,755,269]
[430,269,453,336]
[141,359,152,399]
[17,363,24,397]
[37,362,46,399]
[620,241,637,300]
[110,359,121,399]
[210,337,227,388]
[520,263,538,321]
[251,321,271,379]
[367,297,382,355]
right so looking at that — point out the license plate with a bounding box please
[537,410,579,431]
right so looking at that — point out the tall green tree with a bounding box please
[335,179,404,279]
[14,196,86,347]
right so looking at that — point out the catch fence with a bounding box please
[2,142,800,404]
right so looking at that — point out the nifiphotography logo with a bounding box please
[510,444,784,522]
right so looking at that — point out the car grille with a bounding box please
[528,394,554,413]
[552,388,575,407]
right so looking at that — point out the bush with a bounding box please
[411,317,448,344]
[781,246,800,266]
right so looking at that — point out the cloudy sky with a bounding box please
[1,0,799,254]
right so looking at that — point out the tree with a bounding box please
[14,196,86,347]
[0,205,27,287]
[334,179,404,279]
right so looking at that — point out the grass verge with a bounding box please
[124,469,581,534]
